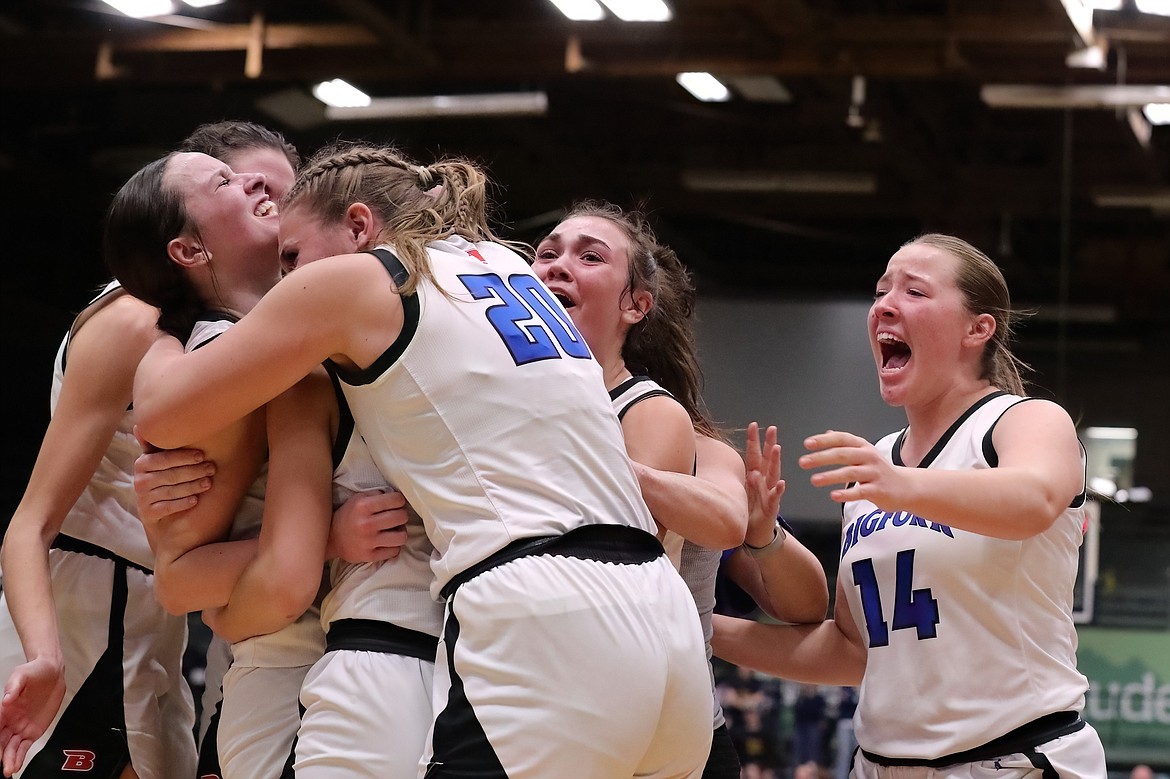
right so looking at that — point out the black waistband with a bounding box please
[440,523,664,600]
[51,534,152,575]
[326,618,439,661]
[861,711,1085,768]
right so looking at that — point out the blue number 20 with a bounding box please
[851,549,939,647]
[459,272,591,365]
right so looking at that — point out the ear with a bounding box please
[621,289,654,326]
[344,202,379,249]
[166,233,208,269]
[963,312,996,348]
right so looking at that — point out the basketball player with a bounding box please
[127,140,712,778]
[0,121,297,779]
[714,234,1107,778]
[535,201,829,779]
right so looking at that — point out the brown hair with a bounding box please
[561,200,721,439]
[105,121,300,339]
[904,233,1032,395]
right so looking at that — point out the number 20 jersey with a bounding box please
[330,238,657,597]
[839,391,1089,759]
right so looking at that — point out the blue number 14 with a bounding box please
[851,549,939,647]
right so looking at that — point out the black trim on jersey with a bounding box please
[891,390,1008,468]
[981,396,1032,468]
[609,375,672,421]
[441,524,664,600]
[326,365,357,470]
[196,693,225,779]
[860,711,1083,770]
[982,397,1088,510]
[23,557,132,776]
[327,248,421,387]
[52,533,152,575]
[426,607,509,778]
[326,618,439,661]
[61,282,132,408]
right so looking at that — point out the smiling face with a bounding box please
[223,145,296,202]
[163,152,282,283]
[868,241,990,407]
[532,215,649,357]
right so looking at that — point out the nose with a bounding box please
[871,294,896,318]
[540,252,571,281]
[242,171,267,194]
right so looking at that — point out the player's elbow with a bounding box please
[152,575,193,616]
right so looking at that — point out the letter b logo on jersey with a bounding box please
[61,749,97,771]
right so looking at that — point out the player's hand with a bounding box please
[0,658,66,777]
[328,490,411,563]
[743,422,785,548]
[132,426,215,522]
[799,430,906,507]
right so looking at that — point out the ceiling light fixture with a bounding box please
[313,79,371,108]
[1085,0,1123,8]
[599,0,672,22]
[1144,103,1170,124]
[324,91,549,120]
[101,0,174,17]
[1091,187,1170,213]
[981,84,1170,108]
[547,0,605,21]
[183,0,225,6]
[676,72,730,102]
[1057,0,1097,47]
[1084,426,1138,440]
[1135,0,1170,15]
[725,76,792,103]
[682,170,876,195]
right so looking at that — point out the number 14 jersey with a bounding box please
[840,391,1090,760]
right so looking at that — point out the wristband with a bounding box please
[742,518,787,559]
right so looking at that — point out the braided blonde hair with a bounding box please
[283,141,511,296]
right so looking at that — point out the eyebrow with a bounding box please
[877,269,931,285]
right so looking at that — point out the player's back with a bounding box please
[331,237,657,593]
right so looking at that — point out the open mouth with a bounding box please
[553,292,575,309]
[877,332,911,369]
[255,200,277,217]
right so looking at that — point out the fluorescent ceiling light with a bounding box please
[1084,426,1138,440]
[981,84,1170,108]
[682,170,876,195]
[101,0,174,17]
[1058,0,1096,46]
[726,76,792,103]
[1144,103,1170,125]
[1066,41,1108,70]
[547,0,605,20]
[183,0,225,6]
[1136,0,1170,15]
[1085,0,1123,8]
[325,91,549,120]
[1091,187,1170,212]
[676,73,731,102]
[312,79,371,108]
[599,0,672,22]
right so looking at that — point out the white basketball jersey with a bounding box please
[320,384,444,638]
[187,316,267,542]
[332,239,656,595]
[189,317,323,668]
[54,281,154,570]
[609,376,685,568]
[840,391,1089,759]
